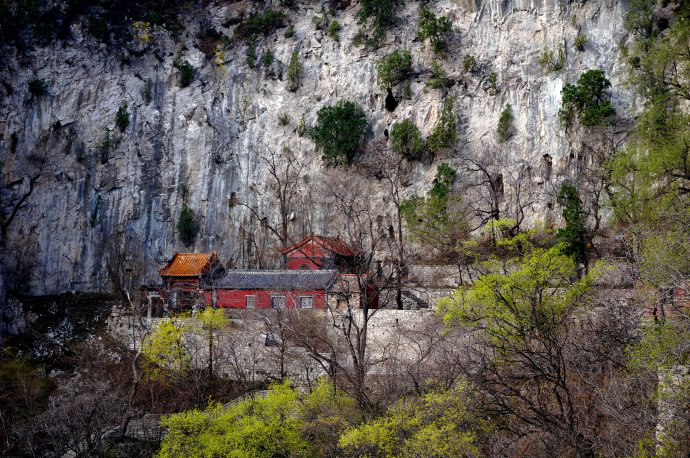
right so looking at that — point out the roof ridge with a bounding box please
[223,269,338,273]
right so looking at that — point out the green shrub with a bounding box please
[174,57,195,87]
[559,69,615,128]
[497,104,514,142]
[278,113,290,126]
[115,103,130,132]
[261,48,274,77]
[246,42,256,68]
[262,48,273,67]
[28,78,48,97]
[390,119,425,159]
[99,128,118,164]
[486,71,498,94]
[426,97,457,153]
[402,81,412,99]
[310,100,368,167]
[285,24,295,38]
[574,33,587,51]
[241,9,284,38]
[556,182,588,265]
[623,0,657,37]
[418,5,452,54]
[286,50,302,92]
[327,20,341,40]
[376,49,413,89]
[462,55,476,74]
[539,46,565,72]
[356,0,399,47]
[178,204,198,246]
[426,61,448,89]
[296,113,307,136]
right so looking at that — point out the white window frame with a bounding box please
[246,295,256,309]
[300,295,314,309]
[270,295,285,309]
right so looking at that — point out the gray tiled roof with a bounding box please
[215,270,339,290]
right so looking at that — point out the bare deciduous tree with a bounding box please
[457,146,534,241]
[284,174,398,412]
[239,144,305,258]
[362,143,410,309]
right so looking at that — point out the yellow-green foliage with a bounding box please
[607,13,689,228]
[639,229,690,288]
[158,380,312,458]
[142,316,190,379]
[338,385,482,458]
[626,320,690,457]
[301,379,363,456]
[626,321,688,374]
[439,245,598,346]
[194,307,228,333]
[158,378,359,458]
[0,351,53,420]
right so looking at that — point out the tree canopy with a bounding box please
[310,100,368,167]
[559,69,615,128]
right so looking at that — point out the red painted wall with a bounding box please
[208,289,328,309]
[285,256,325,270]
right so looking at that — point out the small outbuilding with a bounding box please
[159,252,225,308]
[281,235,362,272]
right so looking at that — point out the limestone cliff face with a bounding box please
[0,0,634,293]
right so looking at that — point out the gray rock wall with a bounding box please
[0,0,634,294]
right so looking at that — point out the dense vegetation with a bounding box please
[417,5,452,54]
[390,118,425,159]
[309,100,368,167]
[559,69,615,127]
[178,204,198,246]
[496,104,514,141]
[376,49,413,90]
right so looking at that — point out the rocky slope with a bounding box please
[0,0,634,294]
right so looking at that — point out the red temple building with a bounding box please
[208,269,339,309]
[158,236,378,311]
[281,235,362,272]
[159,252,225,308]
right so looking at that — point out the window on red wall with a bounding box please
[270,296,285,309]
[300,296,313,308]
[246,295,256,309]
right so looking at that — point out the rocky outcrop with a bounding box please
[0,0,634,294]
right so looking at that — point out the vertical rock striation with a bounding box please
[0,0,634,293]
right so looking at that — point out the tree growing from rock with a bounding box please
[376,49,413,90]
[559,69,615,128]
[310,100,368,167]
[556,182,589,269]
[177,204,198,246]
[426,97,457,154]
[390,118,425,160]
[417,5,452,54]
